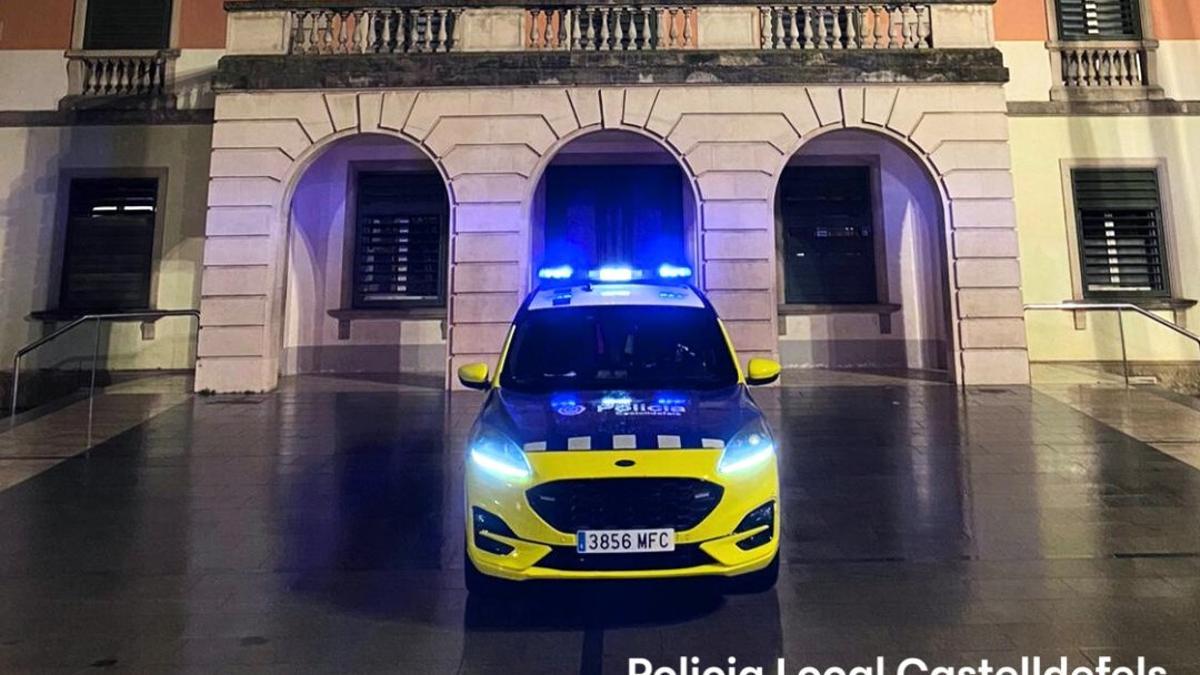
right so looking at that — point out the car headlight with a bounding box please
[718,418,775,474]
[468,426,532,481]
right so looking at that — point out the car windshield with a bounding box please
[499,305,739,393]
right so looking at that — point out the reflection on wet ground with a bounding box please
[1,380,1199,673]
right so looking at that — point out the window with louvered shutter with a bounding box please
[84,0,172,50]
[779,166,878,304]
[1057,0,1141,39]
[352,171,448,309]
[60,178,158,312]
[1072,168,1168,298]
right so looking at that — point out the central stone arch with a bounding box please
[525,127,703,283]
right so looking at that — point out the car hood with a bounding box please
[477,386,762,451]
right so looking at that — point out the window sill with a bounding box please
[327,307,447,341]
[778,303,901,316]
[778,303,901,334]
[327,307,447,321]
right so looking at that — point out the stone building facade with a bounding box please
[2,0,1197,399]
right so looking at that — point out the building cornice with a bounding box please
[215,49,1008,91]
[1007,99,1200,116]
[0,109,215,128]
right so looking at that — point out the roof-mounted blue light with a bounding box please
[544,265,692,285]
[537,264,574,280]
[590,266,637,283]
[657,264,693,279]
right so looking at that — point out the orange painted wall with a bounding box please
[1149,0,1200,39]
[994,0,1050,41]
[0,0,74,50]
[179,0,228,48]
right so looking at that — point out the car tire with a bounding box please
[725,553,779,594]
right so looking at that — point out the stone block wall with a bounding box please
[197,83,1029,392]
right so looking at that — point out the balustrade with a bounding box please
[758,4,931,50]
[525,6,696,50]
[68,51,173,98]
[289,7,460,54]
[222,0,1001,57]
[1057,43,1147,89]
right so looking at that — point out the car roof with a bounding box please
[524,282,707,312]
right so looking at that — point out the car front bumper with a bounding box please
[465,448,779,581]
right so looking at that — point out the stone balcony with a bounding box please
[61,49,180,109]
[218,0,1007,89]
[59,49,217,112]
[1047,39,1165,102]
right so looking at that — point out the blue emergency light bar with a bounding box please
[537,264,574,280]
[535,264,693,284]
[592,266,637,282]
[657,263,693,279]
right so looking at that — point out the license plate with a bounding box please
[576,529,675,554]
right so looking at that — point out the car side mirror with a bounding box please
[457,363,491,390]
[745,358,781,386]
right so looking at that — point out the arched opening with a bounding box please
[282,133,450,384]
[774,128,952,378]
[530,129,698,278]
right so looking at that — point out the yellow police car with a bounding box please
[458,265,781,592]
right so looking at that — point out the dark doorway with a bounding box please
[778,165,877,305]
[542,164,686,271]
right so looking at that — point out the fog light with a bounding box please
[472,507,516,555]
[734,501,775,551]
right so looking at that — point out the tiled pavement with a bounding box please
[1,376,1199,673]
[0,377,191,491]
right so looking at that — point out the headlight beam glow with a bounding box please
[470,447,531,480]
[718,443,775,474]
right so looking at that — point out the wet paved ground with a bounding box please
[2,378,1200,674]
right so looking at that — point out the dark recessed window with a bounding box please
[60,178,158,312]
[779,165,877,305]
[352,171,448,309]
[84,0,173,50]
[1056,0,1141,39]
[1072,168,1168,298]
[543,164,686,270]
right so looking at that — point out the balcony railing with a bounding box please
[525,6,696,50]
[290,8,461,53]
[66,50,178,99]
[759,4,931,50]
[225,0,995,55]
[1058,41,1145,88]
[1048,39,1162,100]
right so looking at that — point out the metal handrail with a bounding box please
[9,310,200,420]
[1024,302,1200,387]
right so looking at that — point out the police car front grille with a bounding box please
[526,478,723,532]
